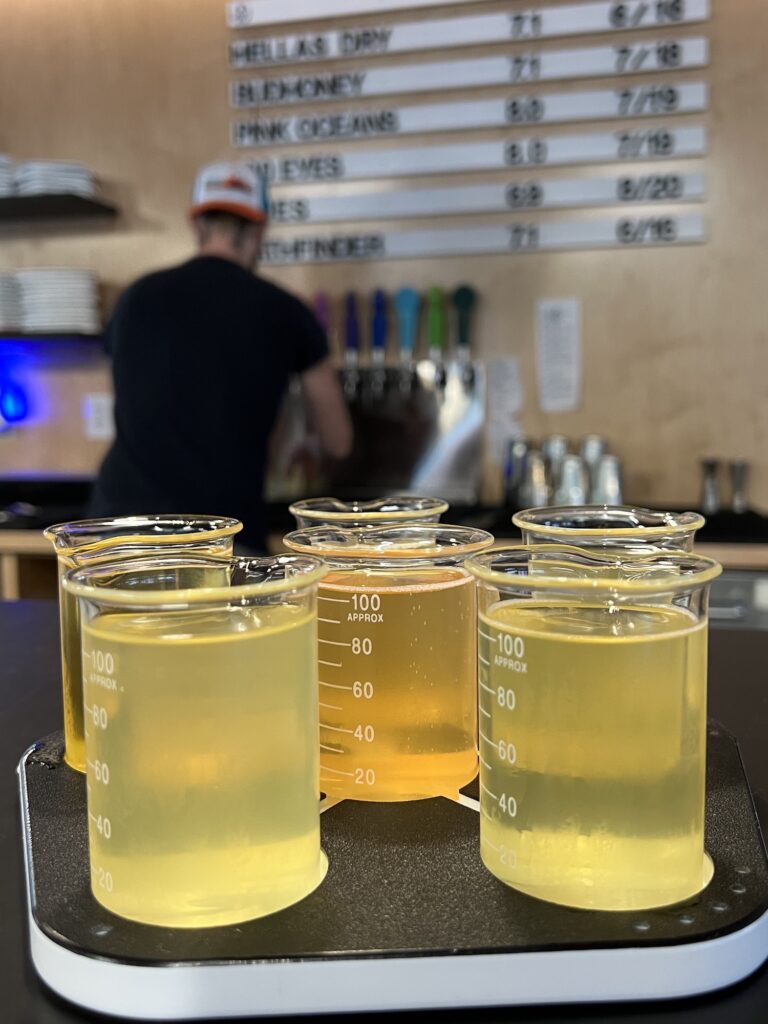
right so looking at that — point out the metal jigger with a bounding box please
[580,435,607,493]
[700,458,721,516]
[591,454,624,505]
[730,460,749,514]
[519,451,550,508]
[553,454,589,506]
[542,435,569,494]
[504,439,530,507]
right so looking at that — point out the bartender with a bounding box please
[89,161,352,549]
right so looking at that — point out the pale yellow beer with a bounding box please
[479,601,709,911]
[46,516,240,773]
[317,567,477,802]
[58,569,86,770]
[82,603,326,928]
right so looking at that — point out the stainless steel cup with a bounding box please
[553,454,588,506]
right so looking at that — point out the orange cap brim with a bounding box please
[190,200,267,223]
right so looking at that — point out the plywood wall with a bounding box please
[0,0,766,509]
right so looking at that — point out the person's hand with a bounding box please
[286,435,323,477]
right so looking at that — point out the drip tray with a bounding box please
[18,726,768,1020]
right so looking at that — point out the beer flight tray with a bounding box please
[18,725,768,1021]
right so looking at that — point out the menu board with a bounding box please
[230,40,708,107]
[228,0,708,33]
[261,214,706,264]
[227,0,712,263]
[248,127,706,184]
[228,0,488,28]
[233,83,708,147]
[268,173,706,225]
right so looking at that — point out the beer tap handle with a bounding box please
[452,284,477,388]
[394,287,420,366]
[344,291,360,367]
[427,286,447,388]
[342,291,360,398]
[371,289,388,368]
[313,291,331,334]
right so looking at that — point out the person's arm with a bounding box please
[300,356,353,460]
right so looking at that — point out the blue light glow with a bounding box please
[0,380,29,423]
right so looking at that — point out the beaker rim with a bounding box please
[512,505,705,538]
[288,495,449,522]
[62,553,326,606]
[44,514,243,555]
[466,544,722,593]
[283,523,494,560]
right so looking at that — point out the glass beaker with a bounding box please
[467,545,722,912]
[44,516,242,773]
[513,505,705,553]
[283,524,494,802]
[63,553,327,929]
[289,495,449,529]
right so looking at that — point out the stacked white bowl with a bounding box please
[13,160,95,198]
[0,274,22,331]
[16,269,100,335]
[0,156,13,197]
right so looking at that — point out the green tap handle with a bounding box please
[426,286,446,352]
[452,285,477,352]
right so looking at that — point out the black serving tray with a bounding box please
[18,725,768,1020]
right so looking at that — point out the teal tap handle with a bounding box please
[452,284,477,352]
[393,287,421,356]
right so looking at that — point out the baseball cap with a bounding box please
[190,161,268,223]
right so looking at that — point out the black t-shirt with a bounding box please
[90,256,328,549]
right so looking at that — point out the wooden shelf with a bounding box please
[0,194,118,222]
[0,332,102,341]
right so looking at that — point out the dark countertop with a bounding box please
[1,602,768,1024]
[1,477,767,544]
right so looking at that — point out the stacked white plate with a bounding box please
[16,268,100,334]
[0,274,22,331]
[14,160,95,198]
[0,156,13,197]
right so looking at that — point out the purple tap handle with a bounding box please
[344,292,360,353]
[313,292,331,334]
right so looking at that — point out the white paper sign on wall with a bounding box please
[82,393,115,441]
[486,358,525,465]
[536,299,582,413]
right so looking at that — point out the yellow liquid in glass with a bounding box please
[479,602,708,911]
[57,555,231,774]
[82,603,326,928]
[59,568,86,772]
[317,568,477,802]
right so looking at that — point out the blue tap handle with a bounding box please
[313,291,331,335]
[393,287,421,356]
[371,289,388,354]
[344,292,360,353]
